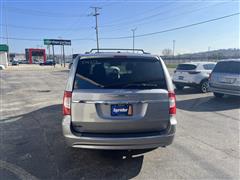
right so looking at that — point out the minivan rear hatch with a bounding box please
[71,56,170,133]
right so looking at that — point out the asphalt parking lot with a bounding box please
[0,66,239,180]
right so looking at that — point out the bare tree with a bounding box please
[162,49,173,56]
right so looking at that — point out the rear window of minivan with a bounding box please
[213,61,240,74]
[74,57,167,89]
[177,64,196,70]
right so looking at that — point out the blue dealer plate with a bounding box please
[111,104,133,116]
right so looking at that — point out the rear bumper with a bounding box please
[210,86,240,96]
[62,116,176,150]
[173,81,199,87]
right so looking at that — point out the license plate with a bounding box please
[178,76,184,80]
[111,104,133,116]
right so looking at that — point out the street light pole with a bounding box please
[63,45,65,67]
[173,40,175,56]
[131,28,137,52]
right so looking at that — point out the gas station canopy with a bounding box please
[0,44,9,52]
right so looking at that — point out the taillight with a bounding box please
[209,73,212,80]
[63,91,72,115]
[168,91,176,115]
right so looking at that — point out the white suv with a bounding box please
[172,62,216,93]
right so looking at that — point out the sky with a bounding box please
[0,0,239,55]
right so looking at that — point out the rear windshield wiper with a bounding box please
[104,79,164,89]
[122,83,158,89]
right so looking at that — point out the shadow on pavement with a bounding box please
[0,104,146,180]
[175,87,202,95]
[177,95,240,112]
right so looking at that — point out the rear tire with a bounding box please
[200,80,209,93]
[175,85,184,90]
[213,92,224,98]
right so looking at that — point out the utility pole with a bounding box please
[172,40,175,56]
[91,7,101,52]
[131,28,137,52]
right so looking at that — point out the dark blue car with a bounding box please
[39,60,56,66]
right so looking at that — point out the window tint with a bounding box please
[177,64,196,70]
[74,57,167,89]
[203,64,215,70]
[213,61,240,74]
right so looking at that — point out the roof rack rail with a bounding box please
[89,48,148,54]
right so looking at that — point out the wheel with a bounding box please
[213,92,224,98]
[175,84,184,90]
[200,80,209,93]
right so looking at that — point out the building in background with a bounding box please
[9,53,25,62]
[25,48,46,64]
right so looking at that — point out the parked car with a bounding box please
[12,60,19,66]
[39,60,56,66]
[62,49,177,150]
[18,59,27,64]
[209,59,240,98]
[22,60,29,64]
[172,62,216,93]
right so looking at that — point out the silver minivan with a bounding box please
[209,59,240,97]
[62,49,176,150]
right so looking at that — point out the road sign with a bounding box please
[44,39,71,46]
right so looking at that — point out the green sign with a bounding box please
[0,44,9,52]
[44,39,71,46]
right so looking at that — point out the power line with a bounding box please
[0,24,92,31]
[99,1,228,30]
[100,13,239,40]
[0,1,225,33]
[72,38,96,41]
[1,2,229,34]
[57,1,117,37]
[100,2,189,27]
[0,36,95,41]
[6,6,89,18]
[1,13,238,42]
[102,2,175,25]
[136,13,239,38]
[0,36,41,41]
